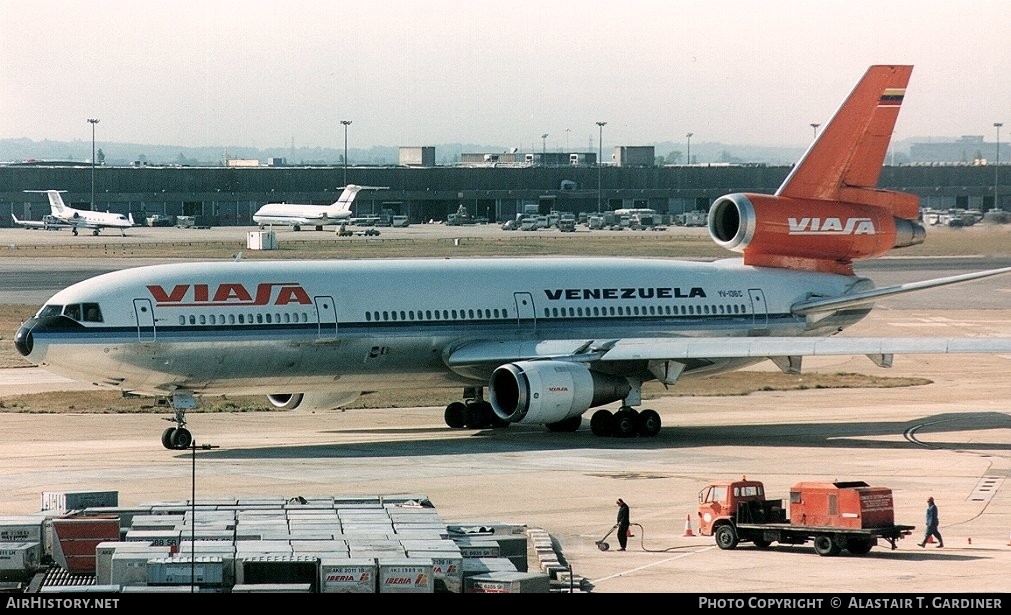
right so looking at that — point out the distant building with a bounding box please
[613,146,655,167]
[226,159,261,167]
[909,136,1000,164]
[399,146,435,167]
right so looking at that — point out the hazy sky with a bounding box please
[3,0,1009,151]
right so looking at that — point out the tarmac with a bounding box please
[0,223,1009,596]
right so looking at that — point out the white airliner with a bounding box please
[252,184,384,231]
[14,65,1011,450]
[22,190,135,236]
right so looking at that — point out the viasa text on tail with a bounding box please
[14,65,1011,449]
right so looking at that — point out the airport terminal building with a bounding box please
[0,162,1006,227]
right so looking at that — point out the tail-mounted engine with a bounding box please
[708,192,925,275]
[488,360,631,425]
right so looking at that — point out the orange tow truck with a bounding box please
[697,477,915,556]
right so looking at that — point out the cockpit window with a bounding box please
[63,304,82,321]
[82,303,103,322]
[38,305,62,318]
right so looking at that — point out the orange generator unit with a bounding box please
[697,477,914,556]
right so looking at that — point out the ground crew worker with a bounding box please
[918,496,943,548]
[616,498,630,551]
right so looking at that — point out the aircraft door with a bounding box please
[314,296,337,338]
[748,289,768,329]
[513,292,536,330]
[133,298,156,341]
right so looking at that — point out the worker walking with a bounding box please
[918,496,943,548]
[616,498,631,551]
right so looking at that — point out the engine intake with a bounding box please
[708,192,925,274]
[266,391,361,411]
[489,360,631,425]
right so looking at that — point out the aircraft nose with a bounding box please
[13,318,36,357]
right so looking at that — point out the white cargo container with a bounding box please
[147,556,224,587]
[95,542,171,585]
[378,557,434,593]
[429,552,465,593]
[41,491,118,513]
[0,542,41,576]
[246,230,276,250]
[465,571,551,593]
[319,557,378,593]
[0,517,45,544]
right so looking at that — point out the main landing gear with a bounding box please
[443,387,509,430]
[589,406,662,438]
[159,392,196,450]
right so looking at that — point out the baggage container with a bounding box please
[319,557,377,593]
[41,491,118,514]
[378,557,434,593]
[465,571,551,593]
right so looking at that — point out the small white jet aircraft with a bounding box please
[15,65,1011,450]
[23,190,135,236]
[252,184,385,231]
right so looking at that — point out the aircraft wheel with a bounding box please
[170,427,193,450]
[72,229,78,236]
[613,409,639,437]
[315,225,324,231]
[637,409,661,437]
[444,402,467,428]
[465,402,490,428]
[93,229,100,236]
[546,415,582,432]
[161,427,176,450]
[590,409,613,436]
[293,225,301,231]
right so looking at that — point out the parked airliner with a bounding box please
[14,65,1011,450]
[23,190,135,236]
[252,184,384,231]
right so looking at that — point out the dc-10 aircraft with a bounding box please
[23,190,135,236]
[252,184,385,231]
[14,65,1011,450]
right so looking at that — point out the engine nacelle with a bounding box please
[489,360,631,425]
[708,193,925,274]
[266,391,361,411]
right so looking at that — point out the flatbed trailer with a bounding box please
[699,478,915,556]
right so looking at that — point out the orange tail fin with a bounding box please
[776,65,917,219]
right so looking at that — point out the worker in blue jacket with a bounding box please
[918,496,943,548]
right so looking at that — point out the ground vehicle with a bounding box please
[697,478,914,556]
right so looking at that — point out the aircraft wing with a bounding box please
[447,335,1011,382]
[12,214,73,230]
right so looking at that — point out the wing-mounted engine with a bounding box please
[488,360,631,425]
[266,391,361,411]
[708,192,925,275]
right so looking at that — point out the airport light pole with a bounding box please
[596,121,607,213]
[686,132,693,165]
[87,118,99,210]
[541,133,548,166]
[810,123,820,140]
[996,122,1003,211]
[340,119,352,186]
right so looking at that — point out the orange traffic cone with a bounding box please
[683,514,695,537]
